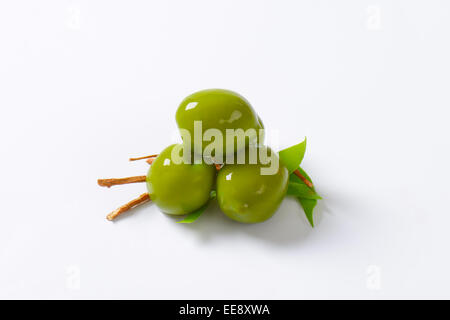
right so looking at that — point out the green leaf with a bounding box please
[177,190,217,224]
[278,138,307,174]
[289,166,319,227]
[177,203,208,224]
[289,166,313,185]
[298,198,317,228]
[287,182,322,199]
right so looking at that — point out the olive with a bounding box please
[216,146,289,223]
[176,89,264,159]
[146,144,216,215]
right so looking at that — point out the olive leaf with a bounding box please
[279,139,319,227]
[177,190,217,224]
[176,203,208,224]
[278,138,307,173]
[289,167,318,227]
[298,197,317,228]
[287,181,322,199]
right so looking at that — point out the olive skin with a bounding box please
[146,144,216,215]
[176,89,264,157]
[216,147,289,223]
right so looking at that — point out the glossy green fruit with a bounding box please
[146,144,216,215]
[216,146,289,223]
[176,89,264,158]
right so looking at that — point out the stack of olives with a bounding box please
[98,89,321,225]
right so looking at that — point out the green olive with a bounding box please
[216,146,289,223]
[176,89,264,158]
[146,144,216,215]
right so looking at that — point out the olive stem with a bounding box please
[146,158,155,165]
[129,154,158,161]
[293,169,314,188]
[98,176,147,188]
[106,193,151,221]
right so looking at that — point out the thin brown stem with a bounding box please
[106,193,151,221]
[98,176,147,188]
[293,169,314,188]
[129,154,158,161]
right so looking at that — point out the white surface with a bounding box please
[1,1,449,299]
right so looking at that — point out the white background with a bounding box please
[1,1,449,299]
